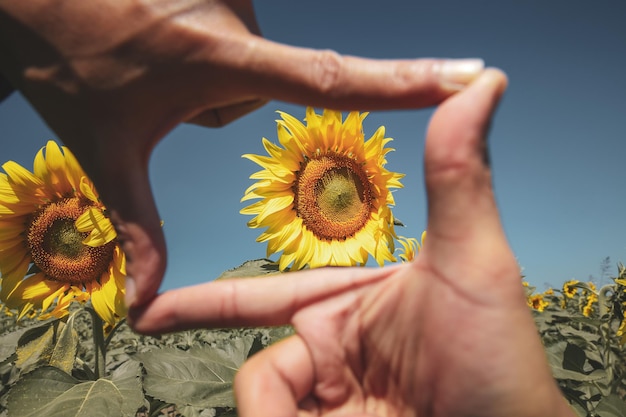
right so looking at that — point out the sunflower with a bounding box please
[241,108,404,270]
[397,231,427,262]
[527,293,549,312]
[0,141,125,325]
[562,279,580,298]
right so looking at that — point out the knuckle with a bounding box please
[395,59,440,92]
[312,49,343,96]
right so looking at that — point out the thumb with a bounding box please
[423,68,511,270]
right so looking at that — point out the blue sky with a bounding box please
[1,0,625,291]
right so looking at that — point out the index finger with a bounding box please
[128,264,401,334]
[227,38,485,110]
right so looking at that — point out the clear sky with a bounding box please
[1,0,625,291]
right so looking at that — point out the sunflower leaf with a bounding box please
[216,258,280,280]
[133,337,254,408]
[16,318,59,348]
[7,363,144,417]
[594,394,626,417]
[108,360,146,416]
[15,314,78,375]
[15,320,62,374]
[49,311,79,373]
[0,326,30,364]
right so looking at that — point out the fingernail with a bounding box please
[125,276,136,308]
[440,59,485,90]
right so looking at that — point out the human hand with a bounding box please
[128,69,576,417]
[0,0,486,308]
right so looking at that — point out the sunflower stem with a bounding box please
[86,307,106,379]
[104,317,126,350]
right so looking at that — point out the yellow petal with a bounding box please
[2,161,42,189]
[22,274,62,300]
[76,208,116,246]
[79,176,99,203]
[41,284,67,312]
[89,280,116,325]
[60,145,87,191]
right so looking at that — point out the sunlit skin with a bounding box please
[128,71,575,417]
[0,1,576,416]
[0,0,485,307]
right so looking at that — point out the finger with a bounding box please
[424,68,507,242]
[73,143,167,309]
[0,74,14,102]
[185,98,268,127]
[236,39,485,110]
[127,264,400,334]
[422,69,519,289]
[235,335,314,417]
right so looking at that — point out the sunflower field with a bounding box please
[0,115,625,416]
[0,258,623,417]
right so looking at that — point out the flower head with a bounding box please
[397,231,426,262]
[527,293,549,312]
[241,108,404,270]
[562,280,580,298]
[581,283,598,317]
[0,141,125,324]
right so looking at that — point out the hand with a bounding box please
[0,0,486,308]
[128,70,575,417]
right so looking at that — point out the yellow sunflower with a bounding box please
[241,108,404,270]
[562,279,580,298]
[527,293,549,312]
[397,231,427,262]
[0,141,125,325]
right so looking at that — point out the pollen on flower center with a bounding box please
[295,154,373,241]
[27,197,115,285]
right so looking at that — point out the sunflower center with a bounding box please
[27,198,115,285]
[295,154,373,241]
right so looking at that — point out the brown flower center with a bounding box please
[294,154,372,241]
[27,198,115,285]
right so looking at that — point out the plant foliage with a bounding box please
[0,259,623,416]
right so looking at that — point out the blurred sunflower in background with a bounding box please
[397,231,427,263]
[0,141,125,325]
[241,108,404,270]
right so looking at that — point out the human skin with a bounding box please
[0,2,576,416]
[0,0,484,308]
[128,70,576,417]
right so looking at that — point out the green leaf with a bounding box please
[7,365,78,417]
[134,337,254,408]
[545,341,567,370]
[562,343,587,373]
[15,320,61,373]
[16,318,59,347]
[0,326,30,364]
[594,394,626,417]
[265,325,295,345]
[176,405,203,417]
[217,259,280,280]
[49,311,79,373]
[109,361,146,417]
[7,364,144,417]
[216,408,238,417]
[15,313,78,374]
